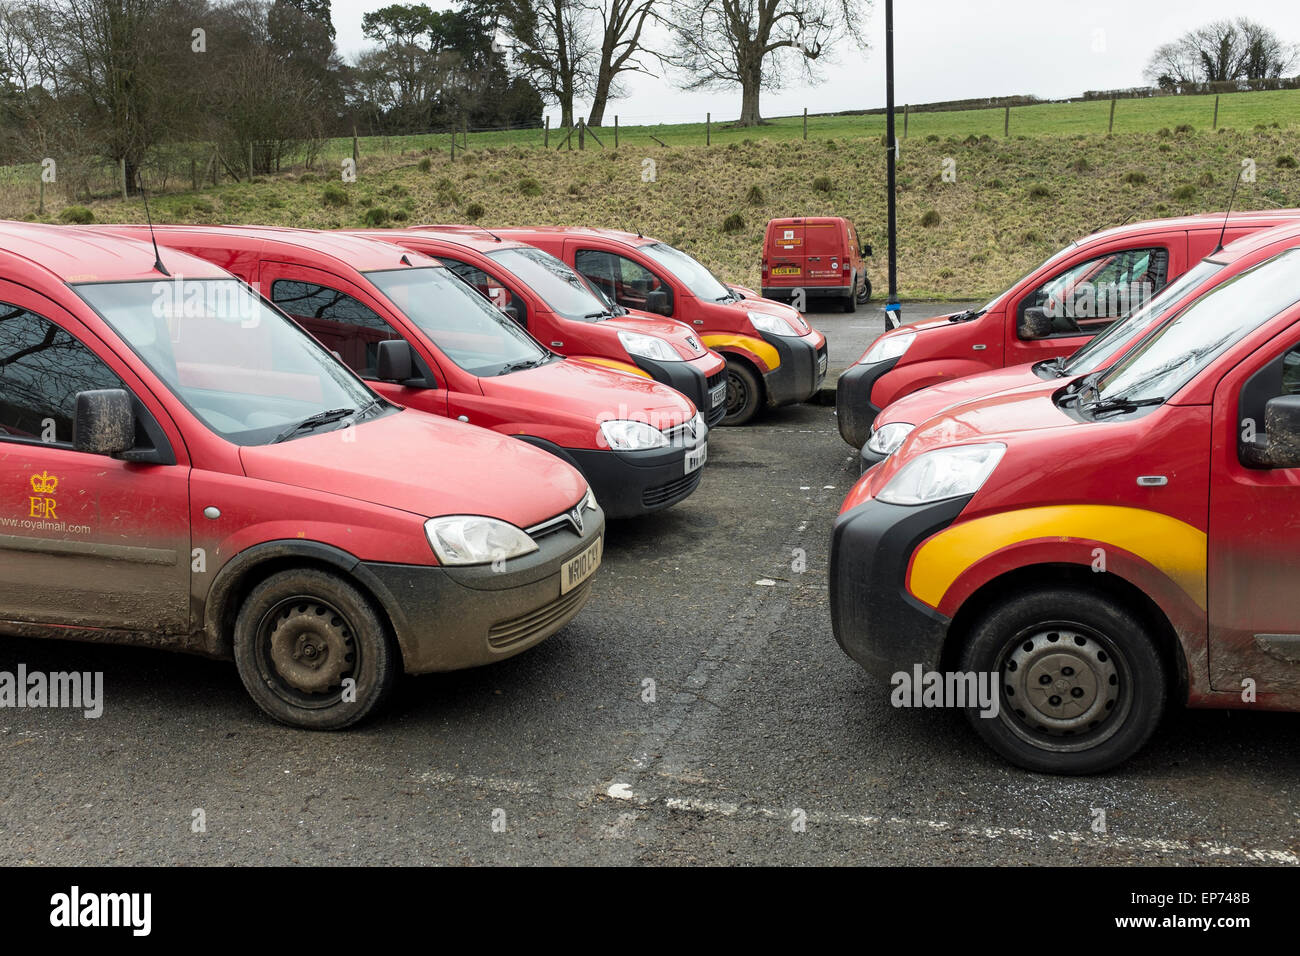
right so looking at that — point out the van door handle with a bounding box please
[972,344,987,351]
[457,415,469,423]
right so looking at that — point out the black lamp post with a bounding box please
[884,0,901,329]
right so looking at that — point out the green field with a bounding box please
[4,88,1300,299]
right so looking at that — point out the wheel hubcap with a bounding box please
[726,371,749,416]
[1001,627,1126,746]
[266,601,354,695]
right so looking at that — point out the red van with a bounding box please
[761,216,871,311]
[103,225,710,519]
[860,219,1300,470]
[831,244,1300,773]
[492,227,829,426]
[0,222,604,729]
[836,210,1300,448]
[355,227,729,429]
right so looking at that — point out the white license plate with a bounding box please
[817,354,828,376]
[710,383,727,408]
[685,441,708,474]
[561,537,602,594]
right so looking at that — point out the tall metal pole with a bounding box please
[884,0,901,329]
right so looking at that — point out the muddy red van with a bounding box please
[493,227,828,426]
[859,219,1300,470]
[103,225,709,519]
[357,227,729,429]
[0,222,604,729]
[831,244,1300,773]
[762,216,871,311]
[836,210,1300,448]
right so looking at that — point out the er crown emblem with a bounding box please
[30,471,58,494]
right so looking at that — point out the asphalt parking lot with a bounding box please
[1,302,1296,866]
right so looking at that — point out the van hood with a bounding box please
[602,315,710,360]
[483,357,695,428]
[903,387,1076,457]
[239,409,587,528]
[877,365,1052,426]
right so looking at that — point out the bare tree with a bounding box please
[496,0,593,127]
[667,0,867,126]
[1144,18,1298,90]
[585,0,659,126]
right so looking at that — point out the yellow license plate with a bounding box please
[561,536,603,594]
[772,266,800,276]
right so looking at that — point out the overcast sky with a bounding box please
[327,0,1300,125]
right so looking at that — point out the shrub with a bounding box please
[1172,185,1196,201]
[363,206,390,226]
[418,157,432,172]
[297,172,318,183]
[59,206,94,224]
[434,177,460,205]
[322,183,349,206]
[721,212,745,233]
[518,176,543,197]
[392,209,409,222]
[1122,170,1147,185]
[1277,155,1298,169]
[1068,157,1091,173]
[193,199,214,214]
[745,184,764,204]
[811,176,833,193]
[465,201,485,220]
[1027,184,1052,199]
[920,209,940,227]
[1174,123,1194,134]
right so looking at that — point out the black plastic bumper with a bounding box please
[633,356,727,428]
[567,437,706,519]
[835,357,898,448]
[829,495,971,683]
[762,285,852,300]
[760,332,828,407]
[859,443,887,473]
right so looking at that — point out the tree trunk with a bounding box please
[738,70,763,127]
[588,66,613,126]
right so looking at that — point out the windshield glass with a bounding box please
[77,279,379,445]
[1063,259,1226,374]
[980,242,1078,313]
[485,247,610,320]
[1096,248,1300,404]
[641,242,732,301]
[367,267,548,376]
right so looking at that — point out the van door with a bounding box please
[1207,330,1300,698]
[261,262,450,418]
[0,286,190,635]
[803,219,843,289]
[1004,241,1181,368]
[768,221,806,285]
[570,246,674,316]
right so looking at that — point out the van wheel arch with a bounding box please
[720,350,766,425]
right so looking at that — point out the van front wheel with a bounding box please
[723,359,762,426]
[959,588,1167,774]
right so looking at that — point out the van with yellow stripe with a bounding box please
[830,246,1300,774]
[492,227,829,425]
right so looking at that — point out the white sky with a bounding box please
[327,0,1300,125]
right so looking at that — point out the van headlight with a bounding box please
[425,516,538,565]
[599,419,670,450]
[876,443,1005,506]
[618,330,681,362]
[748,311,799,336]
[860,330,915,364]
[866,422,914,456]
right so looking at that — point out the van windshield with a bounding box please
[485,246,611,320]
[1062,259,1225,375]
[641,242,733,301]
[367,266,549,375]
[1094,248,1300,406]
[77,278,382,445]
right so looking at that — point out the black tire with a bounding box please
[959,588,1167,775]
[233,568,397,730]
[722,358,762,426]
[842,290,857,313]
[857,277,872,304]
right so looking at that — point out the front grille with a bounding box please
[642,468,703,508]
[706,371,726,391]
[487,581,592,651]
[815,343,829,383]
[704,371,728,425]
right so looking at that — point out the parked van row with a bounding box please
[830,210,1300,773]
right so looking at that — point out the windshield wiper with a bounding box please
[272,407,356,443]
[948,309,987,323]
[1082,395,1166,418]
[497,356,546,375]
[1047,356,1069,377]
[583,310,613,320]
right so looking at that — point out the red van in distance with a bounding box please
[103,225,710,519]
[494,227,829,426]
[356,227,729,429]
[762,216,872,312]
[1,222,604,730]
[836,210,1300,448]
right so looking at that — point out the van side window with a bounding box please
[271,280,400,378]
[1019,247,1170,338]
[437,257,521,316]
[574,250,669,312]
[0,302,125,446]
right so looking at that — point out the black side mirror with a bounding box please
[645,289,671,316]
[1018,306,1053,340]
[376,339,415,383]
[73,389,135,457]
[1247,395,1300,468]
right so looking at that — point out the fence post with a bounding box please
[248,142,255,178]
[462,116,468,148]
[120,158,128,200]
[706,112,710,146]
[614,115,619,148]
[579,118,585,150]
[1108,96,1116,134]
[38,176,44,216]
[803,107,808,140]
[1003,105,1010,137]
[352,127,359,168]
[903,103,909,139]
[450,131,456,162]
[1213,94,1220,129]
[544,115,550,148]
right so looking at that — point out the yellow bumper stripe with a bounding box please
[700,334,781,372]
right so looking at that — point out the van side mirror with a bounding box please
[1018,306,1053,340]
[376,339,415,383]
[645,289,671,316]
[1245,395,1300,468]
[74,389,135,457]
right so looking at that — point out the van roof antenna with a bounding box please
[1212,167,1245,255]
[136,171,170,277]
[485,230,503,242]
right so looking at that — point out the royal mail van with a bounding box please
[762,216,871,311]
[831,244,1300,773]
[836,210,1300,448]
[0,222,604,729]
[492,227,828,426]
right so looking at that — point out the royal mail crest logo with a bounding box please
[30,471,58,495]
